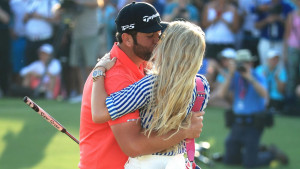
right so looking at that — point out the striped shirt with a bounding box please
[106,74,210,156]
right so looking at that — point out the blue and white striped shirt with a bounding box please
[106,74,210,156]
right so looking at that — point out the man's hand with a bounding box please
[185,111,205,139]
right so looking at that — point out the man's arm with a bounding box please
[0,7,9,24]
[110,111,204,157]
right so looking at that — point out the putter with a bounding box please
[23,96,79,144]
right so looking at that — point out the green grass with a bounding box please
[0,98,299,169]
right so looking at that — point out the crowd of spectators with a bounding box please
[0,0,299,113]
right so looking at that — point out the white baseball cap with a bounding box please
[39,44,53,55]
[267,49,280,59]
[219,48,236,59]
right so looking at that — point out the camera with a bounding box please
[236,62,246,73]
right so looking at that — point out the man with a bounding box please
[79,2,204,169]
[68,0,99,103]
[217,49,288,168]
[255,0,294,66]
[23,0,59,65]
[20,44,62,99]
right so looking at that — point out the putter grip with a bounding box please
[186,77,206,162]
[23,96,65,132]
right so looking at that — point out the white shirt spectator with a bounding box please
[24,0,59,41]
[20,58,62,78]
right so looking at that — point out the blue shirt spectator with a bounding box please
[256,0,294,41]
[256,64,287,100]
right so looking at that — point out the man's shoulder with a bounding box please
[105,66,137,94]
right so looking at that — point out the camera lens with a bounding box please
[236,62,246,72]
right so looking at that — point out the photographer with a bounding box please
[255,0,294,66]
[217,49,288,168]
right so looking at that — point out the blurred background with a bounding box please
[0,0,300,168]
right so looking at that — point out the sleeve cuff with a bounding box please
[106,97,118,120]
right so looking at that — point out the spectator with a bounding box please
[202,0,239,59]
[20,44,62,99]
[23,0,59,65]
[0,0,11,97]
[9,0,28,86]
[97,0,117,57]
[283,0,300,104]
[217,49,288,168]
[67,0,99,103]
[255,0,294,66]
[163,0,200,25]
[191,0,210,25]
[256,49,287,114]
[237,0,264,65]
[209,48,236,109]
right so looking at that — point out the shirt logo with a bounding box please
[143,13,159,22]
[121,24,135,31]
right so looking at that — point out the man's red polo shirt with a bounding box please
[78,43,145,169]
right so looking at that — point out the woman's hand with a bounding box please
[95,53,117,71]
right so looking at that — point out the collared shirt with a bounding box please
[106,74,210,156]
[79,43,145,169]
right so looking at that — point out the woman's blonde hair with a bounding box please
[144,21,206,138]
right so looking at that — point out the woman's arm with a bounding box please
[91,55,155,123]
[91,54,116,123]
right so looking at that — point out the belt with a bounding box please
[234,114,255,126]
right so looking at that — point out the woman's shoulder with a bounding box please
[196,74,208,83]
[195,74,210,90]
[139,74,158,84]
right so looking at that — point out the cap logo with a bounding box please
[143,13,159,22]
[121,24,135,31]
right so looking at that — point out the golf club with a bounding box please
[23,96,79,144]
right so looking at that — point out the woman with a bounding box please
[201,0,239,59]
[92,21,210,169]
